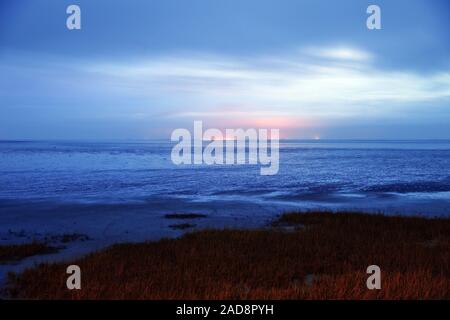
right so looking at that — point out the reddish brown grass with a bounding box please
[6,212,450,299]
[0,242,56,264]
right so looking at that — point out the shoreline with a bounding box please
[3,211,449,300]
[1,194,450,285]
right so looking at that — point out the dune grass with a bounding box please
[6,211,450,299]
[0,242,57,264]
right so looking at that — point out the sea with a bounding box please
[1,140,450,217]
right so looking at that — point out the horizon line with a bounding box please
[2,138,450,143]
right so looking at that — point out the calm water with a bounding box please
[1,140,450,216]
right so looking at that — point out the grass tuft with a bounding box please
[0,242,57,264]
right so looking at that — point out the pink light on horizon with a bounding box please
[211,115,315,139]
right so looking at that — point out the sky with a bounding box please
[0,0,449,140]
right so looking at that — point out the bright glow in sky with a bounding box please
[0,0,449,139]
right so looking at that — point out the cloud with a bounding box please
[85,46,450,122]
[304,46,373,62]
[2,45,449,137]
